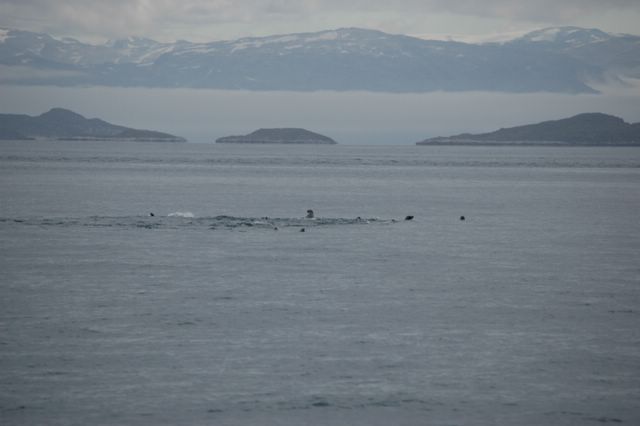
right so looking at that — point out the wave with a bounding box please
[0,214,400,231]
[3,152,640,169]
[204,394,434,414]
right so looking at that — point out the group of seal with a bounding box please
[150,210,469,223]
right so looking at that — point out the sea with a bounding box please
[1,140,639,426]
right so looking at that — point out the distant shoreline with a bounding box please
[0,108,186,142]
[0,137,185,143]
[416,140,640,147]
[417,113,640,147]
[216,140,336,145]
[3,139,640,148]
[57,137,186,142]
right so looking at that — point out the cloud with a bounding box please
[0,0,315,41]
[395,0,639,21]
[1,0,639,42]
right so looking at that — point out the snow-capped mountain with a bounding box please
[506,27,640,76]
[509,27,613,46]
[0,26,637,93]
[103,37,174,65]
[0,28,173,66]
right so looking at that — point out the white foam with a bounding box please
[168,211,195,218]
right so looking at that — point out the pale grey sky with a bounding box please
[1,0,640,42]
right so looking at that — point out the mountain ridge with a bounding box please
[417,113,640,146]
[0,108,186,141]
[1,26,638,93]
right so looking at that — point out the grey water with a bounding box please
[1,140,639,425]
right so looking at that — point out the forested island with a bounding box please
[0,108,186,142]
[216,128,337,144]
[417,113,640,146]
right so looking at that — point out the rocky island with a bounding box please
[0,108,186,142]
[417,113,640,146]
[216,128,337,145]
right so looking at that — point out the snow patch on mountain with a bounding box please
[515,27,612,47]
[0,28,12,43]
[305,31,340,42]
[529,28,563,42]
[134,45,176,64]
[230,40,264,52]
[229,34,304,52]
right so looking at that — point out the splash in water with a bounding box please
[168,211,195,218]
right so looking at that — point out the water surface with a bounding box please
[1,141,639,425]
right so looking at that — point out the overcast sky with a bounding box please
[1,0,640,43]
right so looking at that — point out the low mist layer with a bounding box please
[1,83,639,144]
